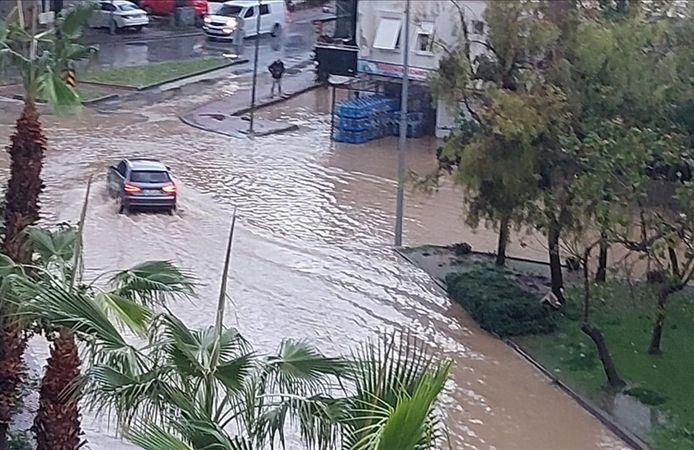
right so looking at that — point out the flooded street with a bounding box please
[0,85,628,449]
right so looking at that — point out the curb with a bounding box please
[231,82,322,117]
[82,29,202,46]
[506,340,650,450]
[136,59,248,91]
[179,113,301,138]
[392,247,650,450]
[81,58,248,92]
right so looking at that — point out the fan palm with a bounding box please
[4,221,194,449]
[0,6,95,446]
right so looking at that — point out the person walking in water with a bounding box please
[269,59,285,97]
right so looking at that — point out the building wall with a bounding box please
[356,0,487,137]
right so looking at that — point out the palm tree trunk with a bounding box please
[0,321,26,450]
[3,99,47,264]
[33,328,82,450]
[0,99,47,449]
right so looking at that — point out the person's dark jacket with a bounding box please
[269,60,285,79]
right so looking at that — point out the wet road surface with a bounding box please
[85,12,318,71]
[0,85,629,449]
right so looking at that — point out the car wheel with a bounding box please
[271,23,281,37]
[134,25,143,32]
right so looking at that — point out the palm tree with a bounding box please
[0,6,95,446]
[4,222,194,449]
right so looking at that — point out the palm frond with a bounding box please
[350,361,451,450]
[57,3,96,39]
[10,277,129,351]
[108,261,196,307]
[128,423,194,450]
[24,225,76,265]
[343,333,451,450]
[258,394,346,450]
[95,292,152,334]
[265,339,350,395]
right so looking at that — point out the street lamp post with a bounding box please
[248,0,263,135]
[394,0,410,247]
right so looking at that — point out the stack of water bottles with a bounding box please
[334,95,425,144]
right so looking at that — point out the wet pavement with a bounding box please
[83,8,321,71]
[0,82,630,449]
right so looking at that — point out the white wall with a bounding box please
[357,0,487,136]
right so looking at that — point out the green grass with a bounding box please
[515,283,694,449]
[83,58,229,88]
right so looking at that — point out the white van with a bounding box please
[203,0,287,40]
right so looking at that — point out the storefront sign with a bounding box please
[357,59,432,81]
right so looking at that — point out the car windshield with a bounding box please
[118,3,138,11]
[129,171,170,183]
[218,5,242,16]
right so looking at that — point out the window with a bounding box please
[101,3,116,11]
[260,4,269,15]
[373,17,402,50]
[129,171,171,183]
[118,3,138,11]
[472,20,485,35]
[116,161,127,177]
[218,5,242,16]
[416,22,434,53]
[244,6,255,18]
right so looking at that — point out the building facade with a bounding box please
[356,0,487,137]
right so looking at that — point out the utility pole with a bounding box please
[248,0,262,135]
[394,0,410,247]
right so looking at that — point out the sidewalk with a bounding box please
[179,64,321,137]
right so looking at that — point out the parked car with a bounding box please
[107,158,177,214]
[90,0,149,33]
[203,0,286,41]
[138,0,208,18]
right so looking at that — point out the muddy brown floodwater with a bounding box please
[0,86,629,450]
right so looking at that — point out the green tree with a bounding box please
[431,0,561,269]
[0,6,95,447]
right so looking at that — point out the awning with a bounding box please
[373,17,402,50]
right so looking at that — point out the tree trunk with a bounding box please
[0,99,46,449]
[3,99,46,264]
[595,236,608,283]
[496,216,510,266]
[648,285,677,355]
[667,246,680,279]
[0,321,26,450]
[547,217,565,303]
[33,329,82,450]
[581,322,625,388]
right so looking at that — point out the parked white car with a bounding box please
[90,0,149,34]
[203,0,286,41]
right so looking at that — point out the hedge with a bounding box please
[445,266,556,337]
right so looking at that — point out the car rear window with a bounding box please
[129,171,170,183]
[118,3,138,11]
[218,5,242,16]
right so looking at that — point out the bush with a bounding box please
[445,266,556,337]
[451,242,472,257]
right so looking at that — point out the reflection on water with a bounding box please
[0,87,629,449]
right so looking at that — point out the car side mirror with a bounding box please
[109,165,117,171]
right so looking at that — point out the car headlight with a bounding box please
[204,15,212,24]
[225,18,237,28]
